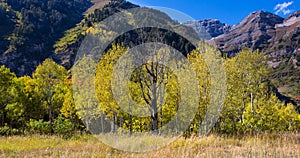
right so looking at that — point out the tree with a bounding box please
[60,86,75,119]
[59,76,84,131]
[129,48,180,134]
[95,43,199,135]
[95,44,129,133]
[5,76,40,129]
[185,42,227,136]
[243,94,300,132]
[0,65,16,127]
[217,50,268,133]
[187,49,210,135]
[32,59,68,134]
[216,49,300,134]
[73,55,103,133]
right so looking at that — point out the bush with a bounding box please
[53,115,74,137]
[0,125,10,136]
[0,125,22,136]
[27,119,50,134]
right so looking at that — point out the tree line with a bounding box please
[0,44,299,136]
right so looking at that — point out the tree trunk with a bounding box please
[199,119,203,136]
[151,84,159,134]
[251,93,255,115]
[49,103,53,134]
[101,114,104,133]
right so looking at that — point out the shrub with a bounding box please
[53,115,74,137]
[0,125,10,136]
[0,125,22,136]
[27,119,50,134]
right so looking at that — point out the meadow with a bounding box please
[0,133,299,157]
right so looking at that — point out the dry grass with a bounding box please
[0,133,299,157]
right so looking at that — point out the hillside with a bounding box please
[53,0,138,69]
[0,0,92,76]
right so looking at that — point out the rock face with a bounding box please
[270,10,300,58]
[184,19,231,38]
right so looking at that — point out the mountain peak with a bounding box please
[241,10,283,26]
[250,10,266,15]
[249,10,282,17]
[214,10,285,54]
[252,10,272,15]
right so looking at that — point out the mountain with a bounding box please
[268,10,300,106]
[213,11,284,55]
[270,11,300,58]
[184,10,299,57]
[0,2,18,54]
[87,0,111,13]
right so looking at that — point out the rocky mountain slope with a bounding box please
[213,10,299,58]
[214,11,285,54]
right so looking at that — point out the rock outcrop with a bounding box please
[184,19,231,38]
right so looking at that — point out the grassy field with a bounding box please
[0,133,299,157]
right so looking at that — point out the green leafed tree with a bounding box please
[32,59,68,134]
[5,76,40,129]
[73,55,104,133]
[219,49,300,133]
[95,44,129,133]
[243,94,300,132]
[0,66,16,127]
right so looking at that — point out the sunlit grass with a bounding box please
[0,133,299,157]
[95,133,178,152]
